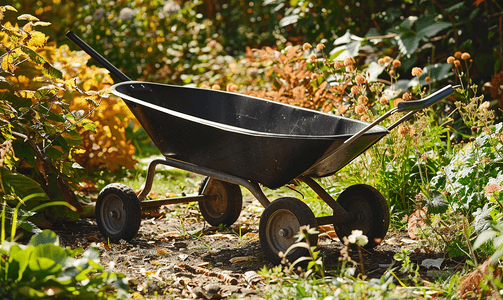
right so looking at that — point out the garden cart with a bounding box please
[67,31,456,265]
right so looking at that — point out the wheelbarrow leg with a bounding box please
[298,176,355,225]
[137,158,271,208]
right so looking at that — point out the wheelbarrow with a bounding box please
[67,31,456,265]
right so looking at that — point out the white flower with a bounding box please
[348,230,368,247]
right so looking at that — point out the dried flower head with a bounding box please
[461,52,471,60]
[411,67,423,77]
[402,92,411,101]
[334,61,344,69]
[316,43,325,51]
[383,56,392,63]
[447,56,455,64]
[346,66,354,72]
[357,95,368,105]
[389,69,395,76]
[421,153,428,161]
[378,58,384,65]
[302,42,312,51]
[311,73,320,80]
[309,53,317,61]
[355,104,366,115]
[211,84,221,90]
[392,59,401,68]
[425,76,431,82]
[454,60,461,67]
[344,57,356,66]
[454,51,462,59]
[379,97,388,105]
[485,183,502,197]
[226,83,238,93]
[355,74,366,85]
[361,114,369,122]
[398,125,409,135]
[351,85,360,95]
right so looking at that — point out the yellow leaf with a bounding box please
[17,14,39,21]
[27,31,47,48]
[14,90,35,98]
[2,5,18,12]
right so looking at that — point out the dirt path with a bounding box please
[52,197,462,299]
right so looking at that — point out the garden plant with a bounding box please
[1,0,503,299]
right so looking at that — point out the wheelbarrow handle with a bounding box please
[66,31,131,82]
[397,84,456,112]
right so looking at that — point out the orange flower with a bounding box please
[351,85,360,95]
[316,43,325,51]
[398,125,409,135]
[383,56,392,63]
[211,84,221,90]
[334,61,344,69]
[355,104,366,115]
[402,92,411,101]
[302,43,312,51]
[355,74,366,85]
[454,51,462,59]
[411,67,423,77]
[344,57,356,66]
[357,95,368,105]
[309,53,317,61]
[379,97,388,105]
[461,52,471,60]
[392,59,401,68]
[447,56,455,64]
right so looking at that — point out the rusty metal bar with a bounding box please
[298,176,355,224]
[136,157,271,208]
[140,194,218,208]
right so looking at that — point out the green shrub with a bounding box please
[0,230,129,299]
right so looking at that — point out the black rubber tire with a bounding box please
[96,183,142,242]
[259,197,318,265]
[198,177,243,227]
[334,184,389,249]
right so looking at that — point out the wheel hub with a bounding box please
[278,227,293,238]
[109,209,121,219]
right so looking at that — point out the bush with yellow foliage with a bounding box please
[0,6,136,224]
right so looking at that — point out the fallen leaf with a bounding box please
[407,208,427,239]
[229,256,257,263]
[318,224,334,233]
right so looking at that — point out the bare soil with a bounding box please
[52,195,464,299]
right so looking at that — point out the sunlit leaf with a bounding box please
[17,14,39,21]
[2,5,18,12]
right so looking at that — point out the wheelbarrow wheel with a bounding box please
[198,177,243,227]
[259,197,318,265]
[334,184,389,249]
[96,183,141,242]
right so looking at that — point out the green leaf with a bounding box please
[0,167,41,194]
[7,244,33,281]
[473,230,497,250]
[18,286,47,298]
[20,46,46,64]
[417,22,451,38]
[42,62,63,80]
[29,229,60,247]
[28,256,62,275]
[33,243,67,266]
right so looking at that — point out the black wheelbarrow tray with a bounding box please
[67,32,456,265]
